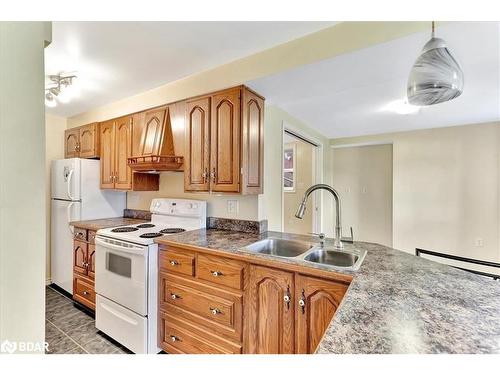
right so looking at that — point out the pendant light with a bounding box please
[407,21,464,106]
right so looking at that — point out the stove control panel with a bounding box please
[150,198,206,218]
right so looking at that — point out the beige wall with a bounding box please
[332,144,393,247]
[283,139,314,235]
[331,122,500,263]
[45,114,67,282]
[0,21,52,351]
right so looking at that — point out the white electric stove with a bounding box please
[94,198,207,354]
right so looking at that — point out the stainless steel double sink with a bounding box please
[243,237,366,271]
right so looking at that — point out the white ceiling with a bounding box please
[248,22,500,139]
[45,21,334,117]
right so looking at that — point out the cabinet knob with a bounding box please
[170,335,179,342]
[209,307,221,315]
[170,293,180,300]
[299,289,306,314]
[83,291,89,295]
[170,260,178,266]
[211,270,223,277]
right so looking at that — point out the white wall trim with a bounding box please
[331,141,393,149]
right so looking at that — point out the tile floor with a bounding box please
[45,285,132,354]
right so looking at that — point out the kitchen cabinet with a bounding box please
[184,86,264,194]
[72,228,96,311]
[158,244,350,354]
[295,274,348,353]
[64,123,100,159]
[100,115,159,191]
[246,265,295,354]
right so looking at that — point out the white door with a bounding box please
[51,199,81,294]
[95,237,148,315]
[51,158,81,201]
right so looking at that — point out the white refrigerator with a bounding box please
[51,158,126,294]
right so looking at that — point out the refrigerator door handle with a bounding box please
[67,169,75,201]
[67,201,75,234]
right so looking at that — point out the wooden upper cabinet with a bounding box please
[241,89,264,194]
[184,97,211,192]
[295,275,349,354]
[114,116,132,190]
[246,265,295,354]
[100,120,116,189]
[64,128,80,158]
[210,89,241,193]
[64,123,100,159]
[78,123,100,158]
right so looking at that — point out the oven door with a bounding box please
[95,236,148,315]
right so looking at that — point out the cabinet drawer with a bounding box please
[196,253,245,290]
[159,312,241,354]
[159,249,195,276]
[159,272,242,342]
[74,228,87,241]
[88,230,97,244]
[73,275,95,310]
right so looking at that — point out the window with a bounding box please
[283,143,296,192]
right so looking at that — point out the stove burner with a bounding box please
[136,223,155,229]
[111,227,139,233]
[139,232,163,238]
[160,228,186,234]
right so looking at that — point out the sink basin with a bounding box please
[304,249,366,270]
[245,238,313,257]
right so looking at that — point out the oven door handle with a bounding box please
[95,237,147,255]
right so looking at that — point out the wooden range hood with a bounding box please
[128,105,184,172]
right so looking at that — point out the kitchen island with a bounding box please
[156,229,500,354]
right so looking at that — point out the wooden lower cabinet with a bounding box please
[295,274,349,353]
[72,227,96,311]
[246,265,295,354]
[158,245,351,354]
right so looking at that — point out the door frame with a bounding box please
[281,121,323,234]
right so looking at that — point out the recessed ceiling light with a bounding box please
[381,99,420,115]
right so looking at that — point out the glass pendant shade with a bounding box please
[407,36,464,106]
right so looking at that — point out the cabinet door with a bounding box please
[87,244,95,280]
[184,97,210,191]
[210,89,241,192]
[64,128,80,158]
[246,265,295,354]
[295,275,349,353]
[79,123,99,158]
[73,240,88,276]
[114,116,132,190]
[241,89,264,194]
[138,107,167,157]
[100,120,116,189]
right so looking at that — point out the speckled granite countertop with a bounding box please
[69,217,147,231]
[156,229,500,354]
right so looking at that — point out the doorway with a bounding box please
[282,129,320,235]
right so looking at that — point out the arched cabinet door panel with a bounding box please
[99,120,116,189]
[245,265,295,354]
[295,275,349,353]
[78,123,99,158]
[114,116,133,190]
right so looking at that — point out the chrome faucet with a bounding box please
[295,183,346,250]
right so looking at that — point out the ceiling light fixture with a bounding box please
[45,73,77,107]
[382,99,420,115]
[407,21,464,106]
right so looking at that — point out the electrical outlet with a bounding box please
[475,238,484,247]
[227,200,239,214]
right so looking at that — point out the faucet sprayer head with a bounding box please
[295,199,307,219]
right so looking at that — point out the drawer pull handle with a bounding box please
[170,260,178,266]
[211,270,223,277]
[209,307,221,315]
[170,335,179,342]
[170,293,180,300]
